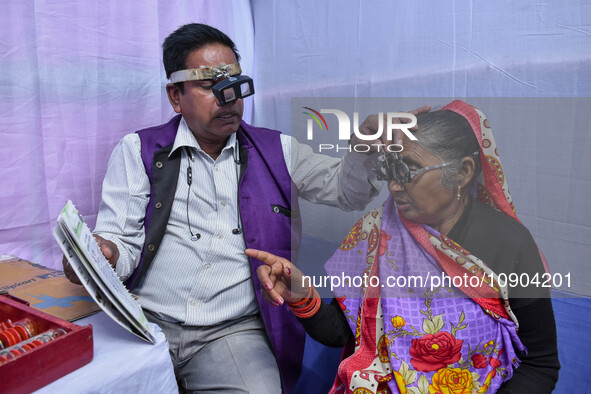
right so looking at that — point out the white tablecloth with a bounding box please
[36,312,177,393]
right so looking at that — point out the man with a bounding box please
[63,23,387,393]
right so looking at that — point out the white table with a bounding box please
[36,312,177,393]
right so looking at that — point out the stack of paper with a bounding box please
[53,201,155,344]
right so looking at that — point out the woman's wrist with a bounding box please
[288,286,313,307]
[288,285,321,318]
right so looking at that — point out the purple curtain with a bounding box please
[0,1,254,269]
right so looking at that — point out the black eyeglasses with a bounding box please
[376,152,452,184]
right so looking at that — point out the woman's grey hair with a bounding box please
[413,110,482,189]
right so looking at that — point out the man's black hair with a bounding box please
[162,23,240,93]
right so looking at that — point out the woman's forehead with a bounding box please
[401,140,438,164]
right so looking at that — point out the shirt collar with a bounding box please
[169,117,237,157]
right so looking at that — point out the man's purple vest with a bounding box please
[127,115,304,392]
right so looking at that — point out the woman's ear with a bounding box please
[459,156,476,188]
[166,83,182,114]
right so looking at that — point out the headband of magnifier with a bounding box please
[169,63,243,83]
[169,62,254,105]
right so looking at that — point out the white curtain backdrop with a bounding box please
[251,0,591,296]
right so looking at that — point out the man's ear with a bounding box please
[166,83,182,114]
[459,156,476,188]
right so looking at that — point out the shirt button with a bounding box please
[215,165,220,171]
[217,234,223,239]
[204,263,211,269]
[190,300,197,306]
[220,201,227,207]
[155,202,162,209]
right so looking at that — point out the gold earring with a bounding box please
[457,186,461,200]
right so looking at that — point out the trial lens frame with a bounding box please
[376,152,452,184]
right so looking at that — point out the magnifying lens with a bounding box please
[212,75,254,105]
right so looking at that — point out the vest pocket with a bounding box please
[270,204,300,219]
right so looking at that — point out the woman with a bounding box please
[246,100,559,393]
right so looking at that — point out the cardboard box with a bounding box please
[0,255,100,321]
[0,294,93,393]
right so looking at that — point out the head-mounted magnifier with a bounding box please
[375,152,453,184]
[169,62,254,105]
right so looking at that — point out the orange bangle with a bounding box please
[6,329,21,346]
[289,286,313,307]
[290,288,321,318]
[0,331,16,347]
[291,294,321,318]
[14,325,29,341]
[291,293,318,313]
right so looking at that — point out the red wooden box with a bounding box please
[0,293,93,393]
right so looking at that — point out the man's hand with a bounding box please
[62,234,120,285]
[350,105,431,152]
[93,235,119,268]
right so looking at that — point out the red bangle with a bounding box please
[289,287,318,309]
[290,288,321,318]
[291,297,321,318]
[14,325,29,341]
[289,286,313,307]
[0,332,8,348]
[5,329,20,346]
[292,297,317,314]
[15,322,33,339]
[0,331,16,347]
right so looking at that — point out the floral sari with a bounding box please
[324,100,549,394]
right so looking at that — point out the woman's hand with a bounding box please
[245,249,309,307]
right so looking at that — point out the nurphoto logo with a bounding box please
[303,107,417,153]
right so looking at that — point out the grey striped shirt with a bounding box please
[95,117,379,325]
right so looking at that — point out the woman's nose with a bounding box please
[389,180,405,191]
